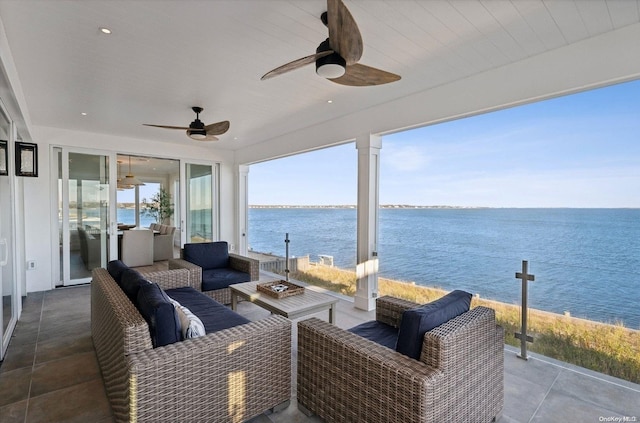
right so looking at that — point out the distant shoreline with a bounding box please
[248,205,638,209]
[250,205,486,209]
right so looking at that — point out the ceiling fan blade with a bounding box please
[329,63,401,86]
[327,0,363,65]
[261,51,333,80]
[143,124,190,130]
[204,120,230,135]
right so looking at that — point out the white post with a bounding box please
[354,134,381,311]
[236,164,249,255]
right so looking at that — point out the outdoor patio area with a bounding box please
[0,280,638,422]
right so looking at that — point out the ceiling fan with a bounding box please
[261,0,400,86]
[143,107,230,141]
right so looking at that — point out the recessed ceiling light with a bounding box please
[327,100,333,104]
[81,112,87,116]
[99,27,112,35]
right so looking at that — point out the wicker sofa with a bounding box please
[169,241,259,304]
[297,295,504,423]
[91,265,291,423]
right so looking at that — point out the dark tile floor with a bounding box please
[2,282,639,423]
[0,286,112,423]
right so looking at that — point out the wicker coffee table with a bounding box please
[230,281,338,324]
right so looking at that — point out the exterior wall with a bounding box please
[23,125,237,293]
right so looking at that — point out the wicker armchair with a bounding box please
[297,296,504,423]
[169,242,259,304]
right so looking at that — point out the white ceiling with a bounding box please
[1,0,639,153]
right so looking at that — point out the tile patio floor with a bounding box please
[1,283,638,423]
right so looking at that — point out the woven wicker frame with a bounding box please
[169,250,259,305]
[297,295,504,423]
[91,267,291,422]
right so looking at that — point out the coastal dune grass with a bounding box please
[288,265,640,384]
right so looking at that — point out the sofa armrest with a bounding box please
[229,253,260,281]
[168,258,202,290]
[91,267,153,422]
[297,317,442,423]
[141,268,194,291]
[375,295,420,328]
[127,315,292,422]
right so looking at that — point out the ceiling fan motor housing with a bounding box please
[188,107,207,139]
[316,39,346,78]
[189,118,205,131]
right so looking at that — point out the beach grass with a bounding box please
[288,264,640,384]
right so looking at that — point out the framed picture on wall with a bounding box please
[15,141,38,177]
[0,140,7,176]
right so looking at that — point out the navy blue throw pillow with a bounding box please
[137,283,181,348]
[120,268,147,304]
[396,290,472,360]
[107,260,129,285]
[183,242,229,270]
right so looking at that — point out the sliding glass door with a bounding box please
[56,149,113,285]
[184,163,218,244]
[0,104,16,360]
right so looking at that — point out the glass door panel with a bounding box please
[58,150,111,285]
[185,163,215,243]
[0,107,15,360]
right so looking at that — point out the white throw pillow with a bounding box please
[167,297,206,339]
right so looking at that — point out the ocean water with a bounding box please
[116,209,157,228]
[248,208,640,329]
[116,208,212,239]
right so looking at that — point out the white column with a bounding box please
[236,164,249,255]
[354,134,381,311]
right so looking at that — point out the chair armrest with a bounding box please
[127,315,292,422]
[375,295,421,328]
[168,258,202,290]
[297,317,442,423]
[229,253,260,281]
[419,306,505,422]
[141,268,195,291]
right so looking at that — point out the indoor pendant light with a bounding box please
[120,155,145,187]
[116,160,133,190]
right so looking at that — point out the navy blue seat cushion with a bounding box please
[183,242,229,270]
[120,268,147,304]
[201,268,250,292]
[396,290,472,360]
[107,260,129,284]
[349,320,399,350]
[137,283,181,348]
[165,287,250,333]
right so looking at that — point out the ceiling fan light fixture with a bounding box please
[316,52,346,79]
[188,130,208,141]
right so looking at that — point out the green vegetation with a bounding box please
[142,188,174,224]
[288,265,640,384]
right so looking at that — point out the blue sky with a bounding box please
[248,79,640,208]
[117,182,160,204]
